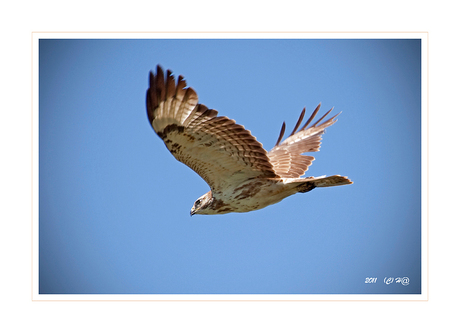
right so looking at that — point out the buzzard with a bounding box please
[146,65,352,215]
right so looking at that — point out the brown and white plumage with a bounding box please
[146,65,352,215]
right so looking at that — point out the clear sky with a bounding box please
[39,38,421,294]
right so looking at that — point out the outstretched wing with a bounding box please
[146,65,278,192]
[268,104,340,178]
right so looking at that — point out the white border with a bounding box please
[32,32,428,301]
[32,34,39,300]
[34,31,426,40]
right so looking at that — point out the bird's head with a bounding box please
[190,191,214,216]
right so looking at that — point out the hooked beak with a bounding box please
[190,209,196,216]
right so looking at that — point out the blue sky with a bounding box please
[39,38,421,294]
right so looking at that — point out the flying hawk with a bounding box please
[146,65,352,215]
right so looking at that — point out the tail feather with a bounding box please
[311,175,353,187]
[292,175,352,193]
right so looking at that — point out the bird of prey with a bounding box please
[146,65,352,215]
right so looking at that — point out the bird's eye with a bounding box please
[196,199,201,206]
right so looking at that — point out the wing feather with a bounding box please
[268,103,341,178]
[147,65,278,192]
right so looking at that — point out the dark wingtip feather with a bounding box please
[324,111,342,125]
[275,122,286,146]
[147,66,168,124]
[176,74,187,92]
[311,107,333,127]
[147,71,157,124]
[165,69,175,99]
[289,107,306,137]
[155,66,165,101]
[149,71,155,89]
[300,103,321,131]
[146,90,153,124]
[156,64,163,75]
